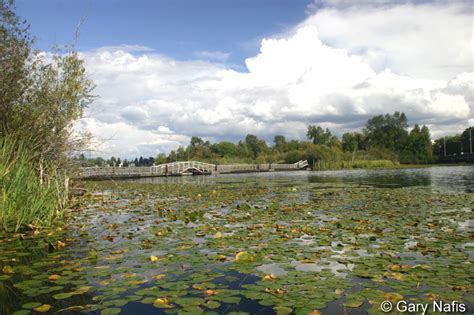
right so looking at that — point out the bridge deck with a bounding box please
[80,160,309,180]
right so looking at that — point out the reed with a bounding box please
[351,159,398,169]
[0,137,67,232]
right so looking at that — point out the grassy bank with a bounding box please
[0,138,68,232]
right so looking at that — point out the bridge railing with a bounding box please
[80,160,308,179]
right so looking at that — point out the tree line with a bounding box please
[77,112,473,169]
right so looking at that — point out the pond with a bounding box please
[135,165,474,193]
[1,165,473,315]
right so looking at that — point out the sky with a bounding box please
[15,0,474,158]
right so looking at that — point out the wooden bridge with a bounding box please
[80,160,309,179]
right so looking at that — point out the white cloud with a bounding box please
[193,50,231,61]
[77,2,473,158]
[301,1,473,80]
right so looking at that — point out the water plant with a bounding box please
[0,172,472,314]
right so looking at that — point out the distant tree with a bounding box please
[403,124,433,163]
[91,157,105,167]
[168,150,177,162]
[148,157,155,166]
[353,132,368,150]
[273,135,287,152]
[245,134,267,159]
[342,132,358,152]
[186,136,213,159]
[155,153,167,164]
[286,140,300,151]
[176,146,187,161]
[109,156,117,166]
[327,135,341,148]
[461,126,473,154]
[211,142,238,157]
[236,141,251,158]
[364,112,409,155]
[190,136,204,148]
[306,125,334,145]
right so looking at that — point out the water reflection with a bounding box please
[131,165,474,193]
[308,165,474,192]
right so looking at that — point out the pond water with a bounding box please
[1,165,473,315]
[136,165,474,193]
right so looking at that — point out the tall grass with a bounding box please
[0,137,67,232]
[351,159,398,169]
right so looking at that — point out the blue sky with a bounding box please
[16,0,312,69]
[12,1,474,158]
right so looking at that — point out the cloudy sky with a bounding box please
[17,0,474,158]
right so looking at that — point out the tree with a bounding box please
[168,150,177,162]
[236,141,251,158]
[353,132,367,150]
[190,136,204,148]
[403,124,433,163]
[0,0,94,172]
[148,156,155,166]
[176,146,187,161]
[273,135,287,152]
[155,153,167,165]
[244,134,267,159]
[342,132,358,152]
[109,156,116,166]
[211,142,238,157]
[461,127,473,154]
[364,112,408,155]
[286,140,300,151]
[306,125,334,145]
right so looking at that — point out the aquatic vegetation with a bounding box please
[0,175,473,314]
[0,138,67,232]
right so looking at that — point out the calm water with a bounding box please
[133,165,474,193]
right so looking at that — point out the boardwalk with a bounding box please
[80,160,309,179]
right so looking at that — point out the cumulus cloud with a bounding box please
[302,0,473,79]
[77,1,473,158]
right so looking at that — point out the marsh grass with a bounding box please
[351,159,398,169]
[0,137,67,232]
